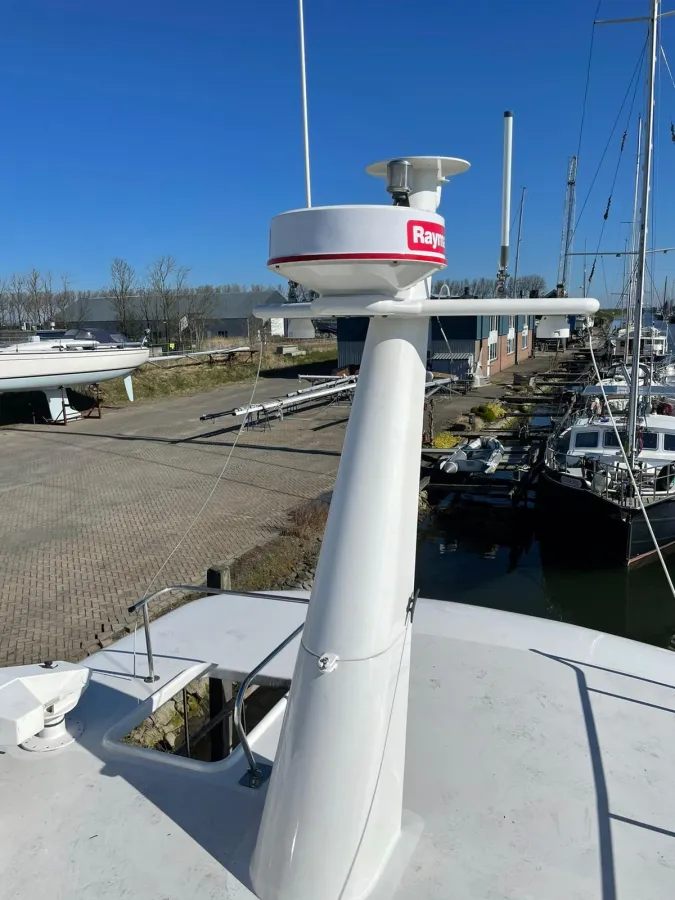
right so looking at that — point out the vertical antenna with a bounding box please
[298,0,312,207]
[497,111,513,296]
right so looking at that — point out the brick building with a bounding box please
[338,309,535,378]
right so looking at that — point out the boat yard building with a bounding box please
[61,290,287,342]
[338,308,535,378]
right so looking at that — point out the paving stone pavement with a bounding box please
[0,375,349,665]
[0,350,564,666]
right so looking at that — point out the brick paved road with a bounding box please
[0,375,349,664]
[0,350,562,666]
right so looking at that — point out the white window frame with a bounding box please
[521,326,528,350]
[489,315,498,332]
[508,315,515,330]
[506,336,515,355]
[488,340,498,362]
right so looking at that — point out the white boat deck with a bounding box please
[2,591,675,899]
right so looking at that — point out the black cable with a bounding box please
[574,39,647,237]
[576,0,602,162]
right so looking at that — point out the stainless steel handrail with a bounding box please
[233,623,305,788]
[126,584,309,683]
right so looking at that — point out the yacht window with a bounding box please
[574,431,599,449]
[603,430,627,448]
[640,432,658,450]
[664,434,675,452]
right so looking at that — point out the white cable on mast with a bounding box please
[298,0,312,207]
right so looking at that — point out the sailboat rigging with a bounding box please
[540,0,675,564]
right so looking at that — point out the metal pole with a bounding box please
[628,0,659,464]
[628,115,643,321]
[233,623,305,788]
[512,187,525,363]
[560,157,578,292]
[141,604,159,683]
[182,688,191,758]
[298,0,312,207]
[497,111,513,296]
[512,187,526,298]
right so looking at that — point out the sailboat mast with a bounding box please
[583,239,587,296]
[512,187,526,298]
[627,0,659,464]
[628,114,643,330]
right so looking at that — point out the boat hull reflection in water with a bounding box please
[417,502,675,648]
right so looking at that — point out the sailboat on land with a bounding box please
[0,327,149,421]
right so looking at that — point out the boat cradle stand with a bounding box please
[43,384,102,425]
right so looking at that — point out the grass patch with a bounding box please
[95,346,338,406]
[470,401,506,423]
[230,499,329,593]
[432,432,462,449]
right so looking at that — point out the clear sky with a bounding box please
[1,0,673,303]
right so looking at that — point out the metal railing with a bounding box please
[233,623,305,788]
[127,584,309,683]
[544,443,675,505]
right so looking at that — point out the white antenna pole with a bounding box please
[298,0,312,207]
[497,111,513,296]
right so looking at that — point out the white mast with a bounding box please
[624,115,643,362]
[298,0,312,207]
[627,0,659,463]
[496,111,513,296]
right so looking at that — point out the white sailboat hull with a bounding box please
[0,346,149,393]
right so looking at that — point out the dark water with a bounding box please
[414,316,675,649]
[415,502,675,649]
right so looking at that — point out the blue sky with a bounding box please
[1,0,673,303]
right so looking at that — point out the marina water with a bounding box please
[417,498,675,649]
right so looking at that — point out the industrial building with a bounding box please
[338,306,535,379]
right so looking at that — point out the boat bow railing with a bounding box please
[233,623,305,788]
[127,585,308,683]
[545,447,675,505]
[126,584,307,789]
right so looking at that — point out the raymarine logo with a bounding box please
[407,220,445,254]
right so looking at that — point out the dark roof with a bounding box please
[62,290,285,323]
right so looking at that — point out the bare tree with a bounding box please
[183,285,216,348]
[147,255,190,343]
[8,274,25,326]
[24,268,41,326]
[515,274,546,298]
[55,275,75,325]
[0,278,8,326]
[40,272,62,325]
[109,258,136,336]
